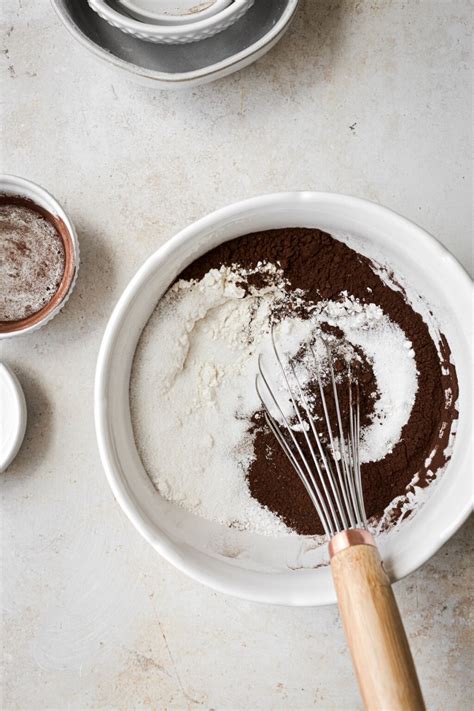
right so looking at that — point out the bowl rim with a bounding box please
[0,174,80,339]
[51,0,299,84]
[95,191,473,605]
[0,363,27,472]
[88,0,253,36]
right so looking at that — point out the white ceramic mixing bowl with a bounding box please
[95,192,472,605]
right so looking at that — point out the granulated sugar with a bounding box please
[316,295,418,462]
[131,262,420,536]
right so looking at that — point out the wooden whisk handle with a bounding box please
[330,531,425,711]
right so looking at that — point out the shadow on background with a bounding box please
[42,218,117,346]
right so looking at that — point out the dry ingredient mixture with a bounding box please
[0,197,65,322]
[131,228,458,537]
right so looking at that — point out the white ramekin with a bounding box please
[0,175,79,339]
[116,0,232,25]
[95,192,473,606]
[87,0,254,44]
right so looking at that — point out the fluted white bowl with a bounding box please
[88,0,254,43]
[116,0,232,25]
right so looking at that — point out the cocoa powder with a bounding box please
[0,196,66,323]
[179,228,458,535]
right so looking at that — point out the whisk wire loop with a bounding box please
[256,357,335,536]
[262,411,330,533]
[256,329,368,537]
[288,363,345,535]
[311,346,353,531]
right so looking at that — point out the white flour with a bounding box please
[131,263,419,536]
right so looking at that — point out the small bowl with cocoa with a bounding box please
[0,175,79,338]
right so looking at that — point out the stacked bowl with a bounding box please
[53,1,300,88]
[87,0,256,43]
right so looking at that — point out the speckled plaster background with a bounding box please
[1,0,472,709]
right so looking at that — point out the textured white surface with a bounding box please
[1,0,472,709]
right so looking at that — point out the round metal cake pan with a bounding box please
[51,0,299,88]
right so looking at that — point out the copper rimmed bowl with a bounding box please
[0,175,79,339]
